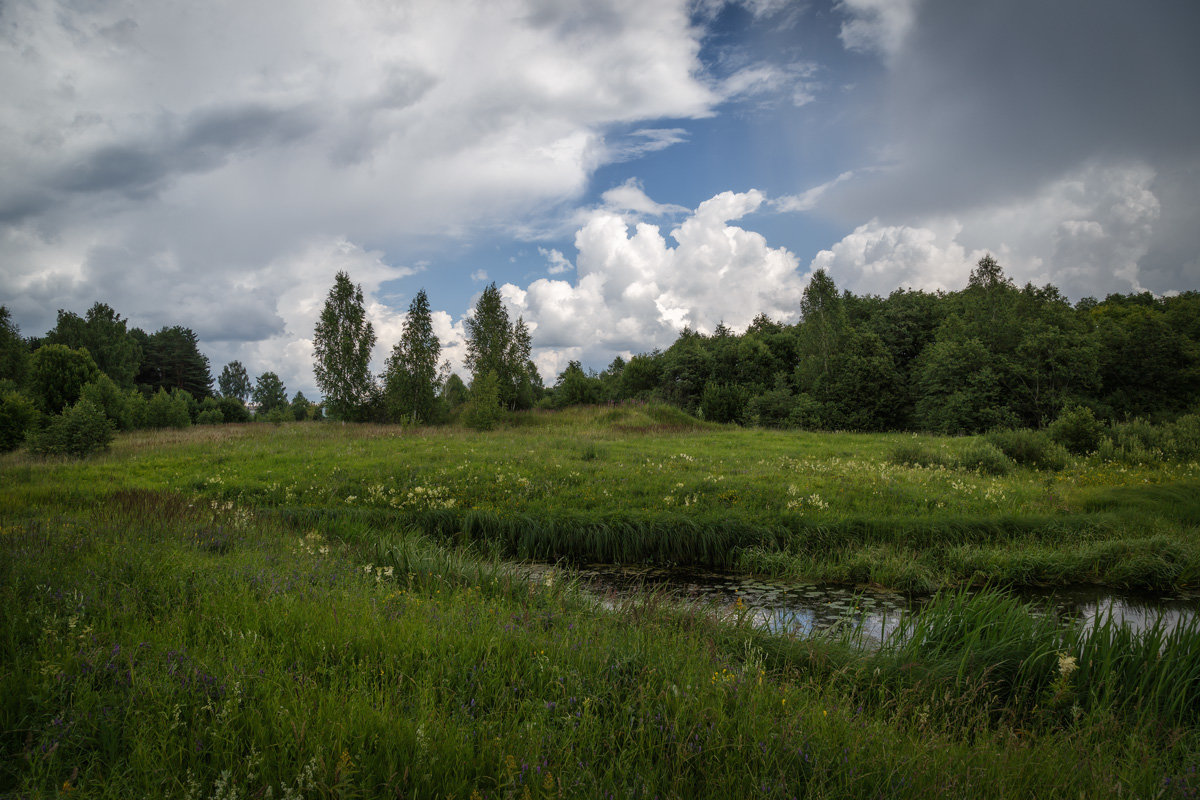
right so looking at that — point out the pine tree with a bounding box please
[383,289,443,424]
[313,271,376,421]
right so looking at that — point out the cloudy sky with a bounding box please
[3,0,1197,397]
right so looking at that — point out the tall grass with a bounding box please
[3,489,1199,798]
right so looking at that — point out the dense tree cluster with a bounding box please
[0,300,301,456]
[542,258,1200,433]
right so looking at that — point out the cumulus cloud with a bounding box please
[0,0,731,395]
[811,162,1163,300]
[497,188,808,378]
[837,0,919,60]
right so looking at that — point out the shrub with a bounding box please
[217,396,251,423]
[197,408,224,425]
[0,389,38,452]
[263,407,289,424]
[146,388,191,429]
[127,389,149,429]
[463,371,504,431]
[28,398,114,457]
[987,428,1069,471]
[1165,413,1200,460]
[79,373,132,430]
[957,439,1014,475]
[1048,405,1105,455]
[888,439,952,469]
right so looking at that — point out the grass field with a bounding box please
[3,408,1198,797]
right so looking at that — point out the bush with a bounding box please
[217,396,251,423]
[146,388,191,429]
[957,439,1014,475]
[1048,405,1105,455]
[79,373,132,430]
[986,428,1069,471]
[463,371,504,431]
[0,389,38,452]
[1165,414,1200,460]
[699,381,748,424]
[888,439,953,469]
[263,407,289,424]
[197,408,224,425]
[28,398,114,457]
[127,389,149,429]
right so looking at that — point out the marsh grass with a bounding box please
[3,407,1198,592]
[3,487,1198,798]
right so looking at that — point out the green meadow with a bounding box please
[3,408,1199,797]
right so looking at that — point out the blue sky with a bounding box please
[2,0,1197,397]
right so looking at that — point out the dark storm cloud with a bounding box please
[830,0,1200,219]
[52,103,318,203]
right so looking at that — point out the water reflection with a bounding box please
[521,562,1199,644]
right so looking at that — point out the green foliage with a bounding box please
[746,377,796,428]
[552,360,602,408]
[1048,404,1105,454]
[887,439,953,469]
[196,396,224,425]
[463,370,504,431]
[699,381,748,424]
[146,388,191,429]
[290,391,313,421]
[252,371,289,414]
[79,372,133,430]
[217,395,251,423]
[0,306,29,386]
[986,428,1069,471]
[28,343,100,415]
[135,325,213,397]
[442,373,469,410]
[383,289,444,424]
[218,360,252,401]
[44,302,142,389]
[957,439,1014,475]
[264,407,289,424]
[126,388,148,429]
[26,397,114,456]
[0,389,38,451]
[463,283,535,411]
[313,271,377,421]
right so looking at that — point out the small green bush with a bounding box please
[79,373,132,430]
[0,389,38,452]
[986,428,1069,471]
[217,396,251,423]
[1048,405,1105,455]
[957,439,1014,475]
[888,439,952,468]
[28,398,114,457]
[1165,413,1200,460]
[197,408,224,425]
[146,388,190,429]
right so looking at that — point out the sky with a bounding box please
[2,0,1198,398]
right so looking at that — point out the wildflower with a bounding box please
[1057,652,1078,678]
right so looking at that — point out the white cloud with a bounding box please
[775,171,857,213]
[538,248,574,275]
[470,269,489,282]
[497,188,808,377]
[837,0,919,60]
[811,162,1162,300]
[600,178,689,217]
[0,0,725,391]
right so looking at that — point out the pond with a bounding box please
[520,562,1200,643]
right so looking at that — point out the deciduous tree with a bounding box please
[313,272,376,421]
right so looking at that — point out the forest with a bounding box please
[2,256,1199,457]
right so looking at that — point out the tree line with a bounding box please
[0,303,320,455]
[5,254,1198,455]
[312,257,1200,434]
